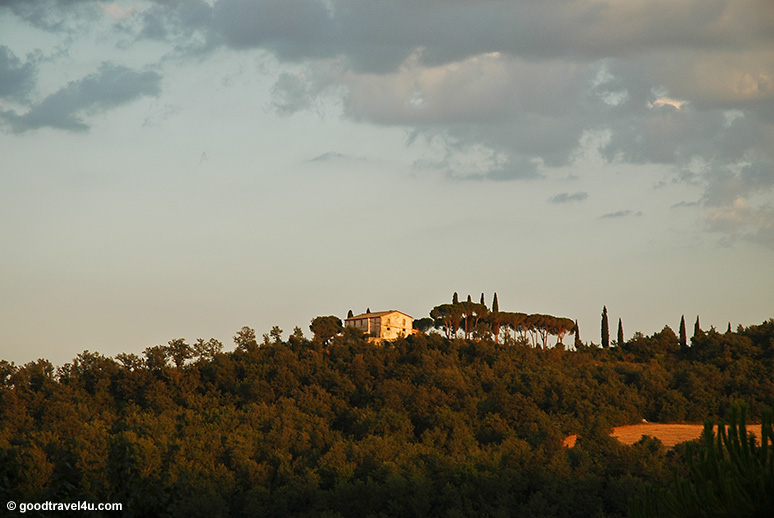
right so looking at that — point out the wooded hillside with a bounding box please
[1,316,773,517]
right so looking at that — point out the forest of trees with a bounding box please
[1,299,773,517]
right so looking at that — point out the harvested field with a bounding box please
[562,422,754,449]
[611,423,707,447]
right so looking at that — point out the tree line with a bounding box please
[416,292,576,348]
[1,315,773,516]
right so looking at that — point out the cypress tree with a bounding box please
[492,293,499,313]
[679,315,687,348]
[347,309,354,319]
[601,306,609,348]
[574,319,581,347]
[692,315,706,345]
[480,293,485,305]
[617,318,624,346]
[453,292,459,304]
[467,294,472,303]
[366,308,371,314]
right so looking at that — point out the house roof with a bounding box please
[345,310,413,321]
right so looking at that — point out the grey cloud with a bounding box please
[549,192,589,204]
[134,0,213,51]
[343,55,592,124]
[101,0,770,79]
[270,71,319,116]
[594,60,774,209]
[409,131,540,181]
[199,0,774,188]
[2,0,100,33]
[201,0,774,160]
[103,1,774,150]
[309,152,346,162]
[0,63,161,133]
[212,0,333,60]
[137,10,169,40]
[701,160,774,207]
[599,84,773,168]
[671,201,700,209]
[200,1,774,73]
[600,210,643,219]
[0,46,37,101]
[601,106,709,165]
[12,1,774,76]
[4,0,774,203]
[337,54,599,170]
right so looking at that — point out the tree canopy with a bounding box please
[1,301,772,518]
[309,315,343,344]
[429,293,576,348]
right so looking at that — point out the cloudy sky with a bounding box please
[2,0,773,366]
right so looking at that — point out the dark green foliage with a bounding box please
[693,316,703,343]
[310,316,343,344]
[165,338,192,368]
[269,325,283,344]
[630,404,774,518]
[622,326,680,361]
[0,319,773,517]
[492,292,499,313]
[679,316,687,350]
[193,338,223,362]
[618,319,624,347]
[431,298,574,346]
[412,317,434,333]
[575,320,582,348]
[602,306,610,348]
[233,326,258,352]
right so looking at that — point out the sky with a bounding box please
[1,0,773,367]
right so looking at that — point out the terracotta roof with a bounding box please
[345,310,413,321]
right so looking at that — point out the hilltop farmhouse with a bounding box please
[345,310,413,341]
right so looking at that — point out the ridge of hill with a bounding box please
[1,318,772,517]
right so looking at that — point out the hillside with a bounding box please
[1,319,773,517]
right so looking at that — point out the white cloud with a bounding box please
[650,97,687,110]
